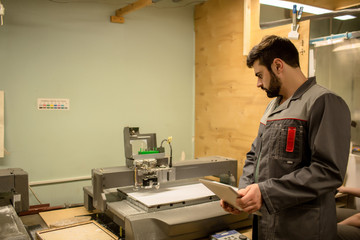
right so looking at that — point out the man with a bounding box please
[337,186,360,240]
[221,35,351,239]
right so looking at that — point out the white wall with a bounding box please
[0,0,195,206]
[345,154,360,210]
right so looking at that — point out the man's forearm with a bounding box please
[338,186,360,198]
[338,213,360,228]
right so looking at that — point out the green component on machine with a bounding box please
[138,150,160,155]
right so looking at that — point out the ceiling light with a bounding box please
[334,15,357,20]
[333,42,360,52]
[260,0,356,20]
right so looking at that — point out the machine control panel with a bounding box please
[210,230,250,240]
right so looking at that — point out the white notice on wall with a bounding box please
[0,91,4,158]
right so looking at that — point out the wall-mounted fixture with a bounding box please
[260,0,356,20]
[310,31,360,48]
[288,5,303,39]
[260,5,360,29]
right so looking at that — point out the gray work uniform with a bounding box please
[239,77,351,240]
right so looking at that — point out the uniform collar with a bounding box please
[271,77,316,114]
[291,77,316,100]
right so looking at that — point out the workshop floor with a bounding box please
[20,214,48,240]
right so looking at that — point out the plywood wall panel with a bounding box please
[195,0,310,180]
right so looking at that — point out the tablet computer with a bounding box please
[199,178,242,211]
[199,179,262,216]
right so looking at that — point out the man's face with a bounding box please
[253,60,281,98]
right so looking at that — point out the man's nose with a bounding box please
[257,78,262,88]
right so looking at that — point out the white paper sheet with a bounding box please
[127,183,214,207]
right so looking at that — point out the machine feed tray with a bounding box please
[117,180,219,212]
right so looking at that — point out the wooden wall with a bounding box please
[194,0,310,179]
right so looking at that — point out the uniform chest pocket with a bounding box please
[274,125,304,172]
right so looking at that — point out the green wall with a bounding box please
[0,0,195,206]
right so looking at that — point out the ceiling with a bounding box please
[290,0,360,10]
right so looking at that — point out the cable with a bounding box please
[169,141,172,168]
[160,136,173,168]
[29,185,43,205]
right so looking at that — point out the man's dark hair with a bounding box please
[246,35,300,71]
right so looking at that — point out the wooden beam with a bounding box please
[335,2,360,10]
[110,15,125,23]
[111,0,152,23]
[115,0,152,17]
[243,0,251,55]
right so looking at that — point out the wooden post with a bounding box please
[111,0,152,23]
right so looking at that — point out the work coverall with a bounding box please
[239,77,351,240]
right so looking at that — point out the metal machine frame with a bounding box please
[84,156,252,240]
[83,128,251,240]
[0,168,29,213]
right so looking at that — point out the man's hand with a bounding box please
[220,184,262,214]
[236,184,262,214]
[220,199,243,215]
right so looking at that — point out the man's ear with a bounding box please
[272,58,283,73]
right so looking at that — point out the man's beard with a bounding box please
[262,70,281,98]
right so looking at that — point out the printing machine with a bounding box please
[84,127,252,240]
[0,168,29,213]
[0,168,30,240]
